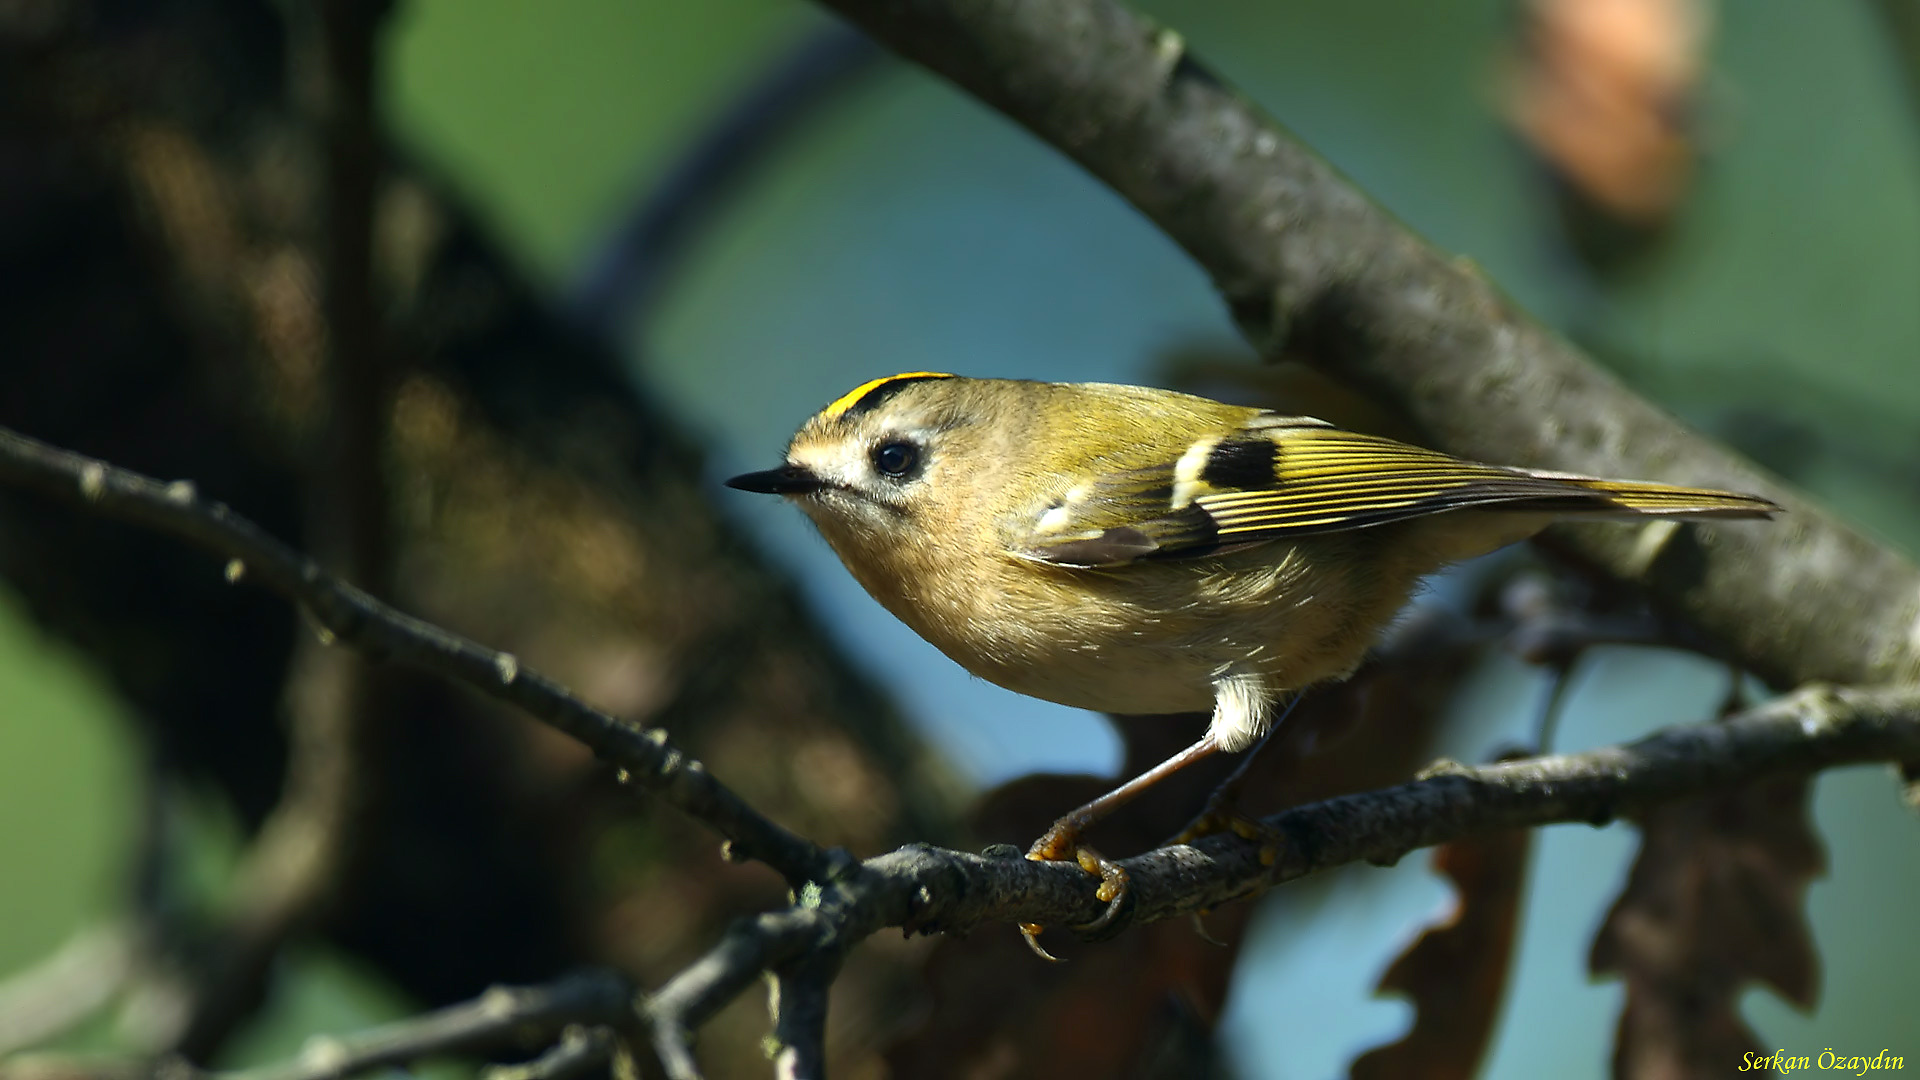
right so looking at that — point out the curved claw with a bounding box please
[1069,847,1134,942]
[1189,910,1229,947]
[1018,923,1064,962]
[1019,836,1138,955]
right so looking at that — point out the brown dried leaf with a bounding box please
[1349,827,1533,1080]
[1504,0,1711,226]
[1589,773,1824,1080]
[886,612,1486,1079]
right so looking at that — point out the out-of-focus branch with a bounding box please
[312,0,393,589]
[645,912,827,1080]
[767,955,836,1080]
[0,924,136,1055]
[0,425,841,890]
[568,20,884,334]
[221,969,634,1080]
[1869,0,1920,130]
[809,0,1920,692]
[478,1025,618,1080]
[0,972,630,1080]
[164,0,397,1058]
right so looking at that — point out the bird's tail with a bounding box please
[1521,471,1781,520]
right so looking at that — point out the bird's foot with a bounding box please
[1168,797,1283,869]
[1017,826,1133,960]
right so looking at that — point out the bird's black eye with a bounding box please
[870,439,918,478]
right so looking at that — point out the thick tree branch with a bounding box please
[0,425,841,890]
[811,0,1920,691]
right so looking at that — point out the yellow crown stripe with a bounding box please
[822,372,956,419]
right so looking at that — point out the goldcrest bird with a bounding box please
[727,373,1777,930]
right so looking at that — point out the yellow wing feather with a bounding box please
[1197,428,1776,540]
[1016,420,1777,567]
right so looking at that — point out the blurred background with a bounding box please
[2,0,1918,1076]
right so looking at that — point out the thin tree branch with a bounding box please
[219,969,635,1080]
[809,0,1920,692]
[0,972,631,1080]
[645,912,829,1080]
[479,1026,618,1080]
[0,425,840,889]
[768,955,837,1080]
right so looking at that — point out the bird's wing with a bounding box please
[1012,418,1776,568]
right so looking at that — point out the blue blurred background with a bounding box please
[4,0,1918,1074]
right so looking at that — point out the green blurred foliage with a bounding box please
[388,0,822,280]
[0,586,133,974]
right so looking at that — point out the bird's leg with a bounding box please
[1020,733,1222,956]
[1026,732,1223,860]
[1166,726,1285,861]
[1169,695,1300,862]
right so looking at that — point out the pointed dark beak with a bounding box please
[725,464,825,495]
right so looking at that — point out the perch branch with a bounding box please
[624,682,1920,1078]
[811,0,1920,691]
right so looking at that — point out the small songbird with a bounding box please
[727,372,1777,936]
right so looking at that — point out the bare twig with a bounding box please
[768,955,837,1080]
[0,973,631,1080]
[221,969,635,1080]
[478,1025,618,1080]
[645,912,828,1080]
[0,426,839,889]
[809,0,1920,692]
